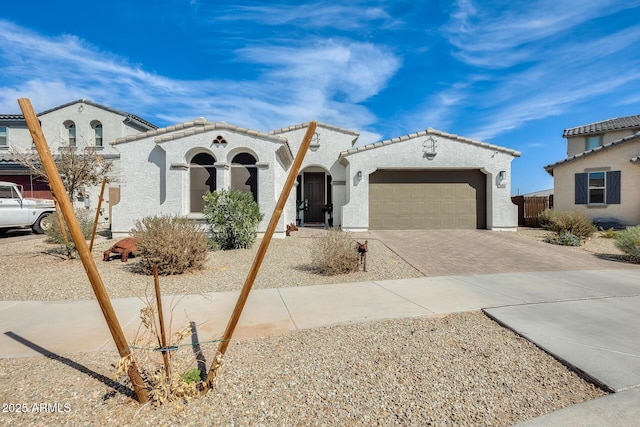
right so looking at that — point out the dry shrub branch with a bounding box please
[310,228,360,275]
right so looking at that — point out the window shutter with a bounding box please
[575,173,588,204]
[606,171,621,204]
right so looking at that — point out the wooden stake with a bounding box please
[89,177,107,253]
[202,121,317,391]
[153,265,171,381]
[18,98,149,404]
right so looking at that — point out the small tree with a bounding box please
[11,146,112,202]
[203,189,264,250]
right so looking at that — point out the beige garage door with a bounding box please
[369,170,486,230]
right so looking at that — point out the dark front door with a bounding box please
[304,172,325,223]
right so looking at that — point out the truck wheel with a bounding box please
[32,213,53,234]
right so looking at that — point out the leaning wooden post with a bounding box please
[153,265,171,381]
[202,121,317,392]
[89,176,107,253]
[18,98,149,404]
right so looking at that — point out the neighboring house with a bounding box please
[110,119,520,237]
[544,114,640,226]
[0,99,157,216]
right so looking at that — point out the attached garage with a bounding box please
[368,169,486,230]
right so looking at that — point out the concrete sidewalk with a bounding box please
[2,268,640,425]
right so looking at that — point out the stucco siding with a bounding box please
[567,129,637,157]
[111,128,291,236]
[553,140,640,225]
[340,134,518,231]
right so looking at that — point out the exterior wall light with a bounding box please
[496,170,507,187]
[310,132,320,151]
[423,135,437,160]
[356,170,362,180]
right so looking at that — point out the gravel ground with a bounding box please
[0,228,421,301]
[0,227,617,425]
[0,311,604,426]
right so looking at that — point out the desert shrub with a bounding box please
[131,215,208,275]
[203,189,264,250]
[543,231,581,246]
[599,227,618,239]
[614,226,640,259]
[310,229,360,275]
[538,209,596,240]
[44,209,94,248]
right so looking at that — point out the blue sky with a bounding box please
[2,1,640,195]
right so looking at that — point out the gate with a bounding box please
[511,195,553,227]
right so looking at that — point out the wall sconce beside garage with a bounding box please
[496,170,507,187]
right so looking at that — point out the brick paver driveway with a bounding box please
[371,230,640,276]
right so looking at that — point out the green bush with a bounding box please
[310,229,360,275]
[131,215,208,275]
[543,231,582,246]
[538,209,596,240]
[203,189,264,250]
[614,226,640,259]
[44,209,94,249]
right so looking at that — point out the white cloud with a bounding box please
[215,2,398,30]
[0,19,399,134]
[445,0,640,68]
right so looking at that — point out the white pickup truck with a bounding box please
[0,181,55,234]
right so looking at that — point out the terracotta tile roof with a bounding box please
[563,114,640,137]
[544,131,640,174]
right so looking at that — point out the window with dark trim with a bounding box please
[231,153,258,202]
[64,121,76,146]
[91,121,103,147]
[575,170,620,205]
[0,126,7,147]
[190,153,216,212]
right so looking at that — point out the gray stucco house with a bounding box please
[110,118,520,237]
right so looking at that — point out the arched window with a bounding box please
[190,153,216,213]
[91,121,103,147]
[64,121,76,146]
[231,153,258,202]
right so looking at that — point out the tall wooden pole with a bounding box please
[203,121,316,391]
[89,176,107,253]
[18,98,149,404]
[153,265,171,380]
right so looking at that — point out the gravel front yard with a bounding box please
[0,228,421,301]
[0,227,624,426]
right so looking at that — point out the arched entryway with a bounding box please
[297,167,332,226]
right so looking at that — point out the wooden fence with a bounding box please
[511,195,553,227]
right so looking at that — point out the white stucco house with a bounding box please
[110,118,520,238]
[1,99,521,237]
[0,99,157,211]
